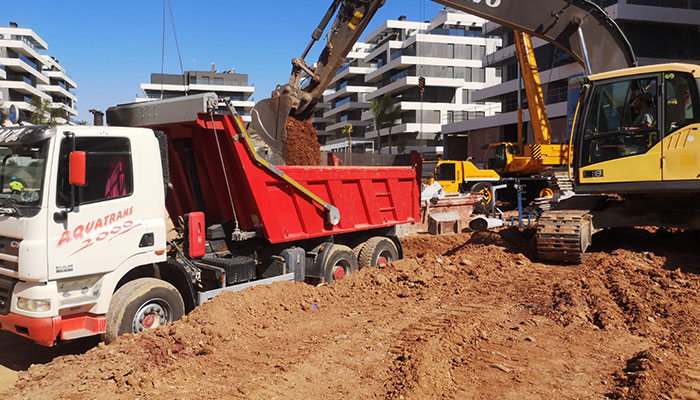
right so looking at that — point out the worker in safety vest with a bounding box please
[9,177,23,193]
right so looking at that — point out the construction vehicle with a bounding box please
[252,0,636,211]
[0,93,420,346]
[254,0,700,264]
[431,31,573,210]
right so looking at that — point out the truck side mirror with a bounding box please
[69,151,86,187]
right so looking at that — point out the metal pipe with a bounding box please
[301,0,342,60]
[576,27,593,75]
[468,216,505,232]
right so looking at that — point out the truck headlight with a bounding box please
[17,297,51,312]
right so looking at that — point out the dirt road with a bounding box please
[2,228,700,399]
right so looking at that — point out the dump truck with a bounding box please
[0,93,419,346]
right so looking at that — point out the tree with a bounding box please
[30,97,68,125]
[370,93,402,154]
[341,123,354,164]
[341,123,354,152]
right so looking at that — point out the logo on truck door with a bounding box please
[57,206,141,255]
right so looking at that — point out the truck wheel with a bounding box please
[471,182,494,214]
[352,242,365,260]
[323,245,358,283]
[358,237,399,268]
[102,278,185,344]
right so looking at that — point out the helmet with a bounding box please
[10,177,16,181]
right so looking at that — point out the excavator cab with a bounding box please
[576,64,700,188]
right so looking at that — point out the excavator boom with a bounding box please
[252,0,637,159]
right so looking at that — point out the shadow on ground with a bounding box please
[0,330,99,371]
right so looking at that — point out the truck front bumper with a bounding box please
[0,312,106,347]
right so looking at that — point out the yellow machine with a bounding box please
[431,32,570,207]
[537,63,700,263]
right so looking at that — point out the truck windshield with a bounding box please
[0,140,49,207]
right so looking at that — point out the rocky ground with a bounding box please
[2,227,700,399]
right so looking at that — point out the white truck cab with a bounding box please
[0,125,168,346]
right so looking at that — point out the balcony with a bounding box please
[0,57,49,84]
[0,38,45,65]
[0,81,51,100]
[39,84,78,102]
[323,85,376,103]
[43,70,77,89]
[323,101,369,119]
[49,102,78,116]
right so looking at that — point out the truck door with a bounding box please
[435,162,459,193]
[47,137,145,280]
[660,71,700,181]
[578,75,663,184]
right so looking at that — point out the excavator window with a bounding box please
[581,76,660,166]
[664,72,700,136]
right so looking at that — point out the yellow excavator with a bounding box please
[252,0,700,263]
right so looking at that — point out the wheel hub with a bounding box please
[132,299,171,333]
[332,266,345,280]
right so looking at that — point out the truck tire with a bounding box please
[102,278,185,344]
[471,182,494,214]
[358,237,399,268]
[323,245,358,284]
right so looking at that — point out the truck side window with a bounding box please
[436,163,456,181]
[57,138,133,207]
[664,72,700,136]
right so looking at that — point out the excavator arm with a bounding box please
[252,0,637,158]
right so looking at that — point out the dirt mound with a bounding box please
[5,228,700,399]
[285,117,320,166]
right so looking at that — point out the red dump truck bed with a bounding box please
[107,94,420,243]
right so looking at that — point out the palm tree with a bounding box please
[370,93,402,154]
[341,123,354,152]
[341,123,354,164]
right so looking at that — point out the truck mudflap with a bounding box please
[0,312,106,347]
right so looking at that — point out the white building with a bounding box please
[317,9,501,155]
[137,65,255,123]
[39,55,78,122]
[0,22,78,123]
[443,0,700,161]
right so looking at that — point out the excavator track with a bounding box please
[536,197,599,264]
[550,171,574,193]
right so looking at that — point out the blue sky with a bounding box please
[4,0,442,122]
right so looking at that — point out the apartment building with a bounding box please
[443,0,700,161]
[0,22,77,123]
[138,65,255,123]
[39,55,78,122]
[319,42,376,151]
[319,9,502,155]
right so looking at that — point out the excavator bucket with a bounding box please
[251,94,296,158]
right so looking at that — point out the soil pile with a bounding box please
[4,228,700,399]
[285,117,320,166]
